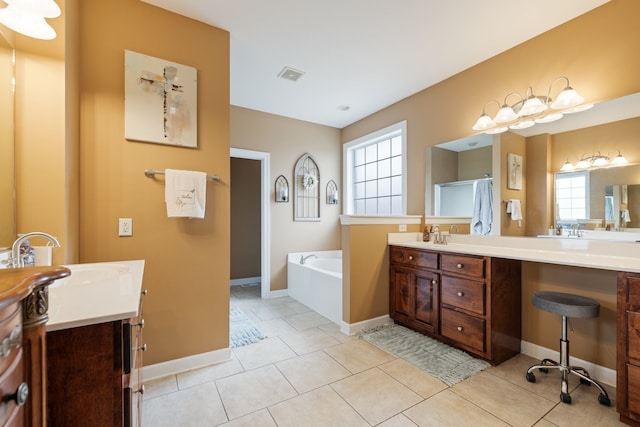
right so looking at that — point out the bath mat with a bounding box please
[359,323,490,386]
[230,306,267,348]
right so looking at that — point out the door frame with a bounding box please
[230,148,271,298]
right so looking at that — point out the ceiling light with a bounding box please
[0,4,55,39]
[473,76,588,135]
[560,160,574,171]
[5,0,60,18]
[560,151,627,171]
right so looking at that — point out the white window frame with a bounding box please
[555,170,590,220]
[343,120,407,216]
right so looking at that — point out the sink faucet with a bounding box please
[431,226,446,245]
[449,225,459,234]
[10,232,60,268]
[300,254,318,265]
[568,224,583,237]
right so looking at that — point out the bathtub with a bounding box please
[287,250,342,326]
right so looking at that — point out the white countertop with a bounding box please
[47,260,145,332]
[388,233,640,273]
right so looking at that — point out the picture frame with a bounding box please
[124,50,198,148]
[507,152,522,190]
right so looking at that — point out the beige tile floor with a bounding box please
[142,284,625,426]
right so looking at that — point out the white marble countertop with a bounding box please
[47,260,145,332]
[388,233,640,273]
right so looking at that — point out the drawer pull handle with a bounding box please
[431,280,437,285]
[141,289,148,296]
[6,382,28,407]
[408,255,414,260]
[457,326,463,332]
[456,263,463,269]
[457,292,464,297]
[138,344,148,352]
[133,318,145,329]
[0,325,21,358]
[134,384,145,395]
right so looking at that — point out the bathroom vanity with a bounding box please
[389,245,521,365]
[45,260,146,427]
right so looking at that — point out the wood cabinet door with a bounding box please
[390,267,413,318]
[415,271,439,329]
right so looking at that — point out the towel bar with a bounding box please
[144,169,220,182]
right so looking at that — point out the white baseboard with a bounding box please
[268,289,288,298]
[340,314,391,336]
[142,348,232,382]
[230,277,261,287]
[520,340,616,387]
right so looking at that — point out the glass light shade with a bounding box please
[563,103,593,114]
[0,5,56,39]
[611,153,628,165]
[509,120,535,130]
[5,0,60,18]
[518,96,547,116]
[535,113,563,124]
[472,113,496,131]
[550,88,584,109]
[485,126,508,135]
[592,156,609,167]
[575,159,590,169]
[493,106,518,123]
[560,161,574,171]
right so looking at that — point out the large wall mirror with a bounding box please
[0,28,14,249]
[428,91,640,238]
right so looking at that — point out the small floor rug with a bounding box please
[230,306,267,348]
[359,323,490,386]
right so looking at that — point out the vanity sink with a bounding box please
[47,260,145,332]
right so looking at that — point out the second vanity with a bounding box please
[46,260,146,427]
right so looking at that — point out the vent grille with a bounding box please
[278,66,305,82]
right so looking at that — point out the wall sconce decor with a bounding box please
[294,153,320,221]
[326,180,338,205]
[560,150,628,171]
[275,175,289,202]
[472,77,592,135]
[0,0,61,40]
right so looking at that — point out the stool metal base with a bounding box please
[525,316,610,406]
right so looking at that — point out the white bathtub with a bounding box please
[287,250,342,326]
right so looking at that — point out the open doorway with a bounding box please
[230,148,270,298]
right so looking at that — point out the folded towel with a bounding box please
[506,199,523,221]
[164,169,207,218]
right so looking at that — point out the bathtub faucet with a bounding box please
[300,254,318,265]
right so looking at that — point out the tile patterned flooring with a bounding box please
[142,284,624,426]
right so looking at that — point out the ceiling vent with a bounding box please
[278,66,305,82]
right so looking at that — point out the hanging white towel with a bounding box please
[622,209,631,223]
[164,169,207,218]
[506,199,523,221]
[471,179,493,236]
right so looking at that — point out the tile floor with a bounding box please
[142,284,624,426]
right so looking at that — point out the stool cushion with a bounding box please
[532,291,600,318]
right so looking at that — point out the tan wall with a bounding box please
[230,158,261,280]
[0,39,14,248]
[459,146,492,181]
[230,106,342,290]
[341,0,640,368]
[75,0,230,365]
[525,134,552,236]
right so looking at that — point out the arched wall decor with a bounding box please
[294,153,320,221]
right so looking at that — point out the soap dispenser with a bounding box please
[423,225,430,242]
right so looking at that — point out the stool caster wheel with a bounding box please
[526,372,536,383]
[580,377,591,386]
[560,392,572,404]
[598,394,611,407]
[539,368,549,374]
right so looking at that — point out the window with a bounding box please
[343,121,406,215]
[555,171,589,220]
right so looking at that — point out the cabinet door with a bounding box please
[415,271,438,329]
[390,267,413,318]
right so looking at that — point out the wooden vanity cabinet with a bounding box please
[389,245,521,365]
[47,298,145,427]
[617,272,640,426]
[389,247,439,335]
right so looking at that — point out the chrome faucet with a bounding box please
[568,223,583,237]
[300,254,318,265]
[10,232,60,268]
[431,226,446,245]
[449,224,459,234]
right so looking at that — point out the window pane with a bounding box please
[391,156,402,175]
[354,165,365,183]
[354,148,365,166]
[365,198,377,214]
[378,177,391,197]
[365,144,377,162]
[378,197,391,215]
[354,182,365,199]
[365,162,377,180]
[378,159,391,178]
[391,176,402,195]
[378,139,390,159]
[391,136,402,156]
[391,195,403,215]
[366,180,377,198]
[354,199,365,215]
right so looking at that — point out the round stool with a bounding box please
[525,291,610,406]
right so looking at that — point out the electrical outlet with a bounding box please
[398,224,407,232]
[119,218,132,236]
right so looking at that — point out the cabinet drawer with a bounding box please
[628,311,640,363]
[627,275,640,307]
[390,247,438,269]
[441,254,485,278]
[441,276,485,315]
[441,308,485,353]
[627,364,640,420]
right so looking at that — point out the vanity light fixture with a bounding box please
[472,77,592,134]
[560,151,628,171]
[0,0,60,40]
